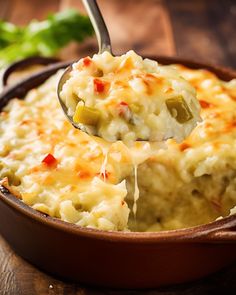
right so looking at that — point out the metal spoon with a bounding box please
[57,0,112,131]
[57,1,197,142]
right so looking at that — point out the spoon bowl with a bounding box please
[57,65,78,128]
[57,0,200,143]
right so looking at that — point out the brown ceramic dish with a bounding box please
[0,56,236,289]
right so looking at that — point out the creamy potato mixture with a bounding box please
[0,65,236,231]
[60,51,201,142]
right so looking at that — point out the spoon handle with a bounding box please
[82,0,112,54]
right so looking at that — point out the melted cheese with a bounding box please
[133,163,139,216]
[60,51,201,143]
[0,66,236,232]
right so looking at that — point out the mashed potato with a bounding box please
[60,51,201,143]
[0,64,236,232]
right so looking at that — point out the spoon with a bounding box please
[57,0,199,142]
[57,0,112,131]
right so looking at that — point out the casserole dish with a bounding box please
[0,56,236,288]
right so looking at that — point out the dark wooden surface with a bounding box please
[0,0,236,294]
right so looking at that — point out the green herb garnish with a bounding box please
[0,9,94,68]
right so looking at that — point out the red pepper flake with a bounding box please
[94,78,105,93]
[119,101,128,106]
[118,101,129,115]
[230,120,236,128]
[121,200,125,206]
[179,142,191,151]
[96,170,110,180]
[223,120,236,133]
[77,170,91,179]
[199,100,213,109]
[42,153,57,168]
[83,57,92,67]
[117,101,130,118]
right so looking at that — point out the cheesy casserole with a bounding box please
[60,51,201,143]
[0,64,236,231]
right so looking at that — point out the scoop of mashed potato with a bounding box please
[60,50,201,143]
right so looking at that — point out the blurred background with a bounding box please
[0,0,235,68]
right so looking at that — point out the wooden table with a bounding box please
[0,0,236,294]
